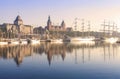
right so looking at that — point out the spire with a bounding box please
[14,15,23,25]
[48,15,51,23]
[48,15,50,21]
[15,15,22,22]
[47,15,52,27]
[61,20,65,27]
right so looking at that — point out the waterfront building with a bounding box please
[0,15,33,34]
[45,16,66,31]
[33,26,45,34]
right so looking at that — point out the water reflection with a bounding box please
[0,42,119,66]
[0,45,33,66]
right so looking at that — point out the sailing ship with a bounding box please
[101,20,118,43]
[70,19,95,43]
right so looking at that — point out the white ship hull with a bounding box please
[20,39,28,45]
[70,36,95,42]
[0,42,8,45]
[70,41,95,45]
[103,37,118,44]
[30,40,40,44]
[51,39,63,43]
[10,41,19,45]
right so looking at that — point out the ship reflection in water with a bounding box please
[0,42,120,79]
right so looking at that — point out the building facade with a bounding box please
[0,15,33,34]
[45,16,66,31]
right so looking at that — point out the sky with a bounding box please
[0,0,120,31]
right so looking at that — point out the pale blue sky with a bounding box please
[0,0,120,31]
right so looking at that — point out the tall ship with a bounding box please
[70,18,95,43]
[101,20,118,43]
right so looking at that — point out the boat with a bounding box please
[102,37,118,44]
[20,39,28,45]
[28,39,40,44]
[69,18,95,43]
[70,40,95,46]
[51,39,63,43]
[101,20,119,44]
[70,36,95,42]
[8,39,19,45]
[46,39,51,42]
[0,41,8,45]
[8,41,19,45]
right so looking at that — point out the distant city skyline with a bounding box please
[0,0,120,31]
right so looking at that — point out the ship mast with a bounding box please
[112,22,115,37]
[88,21,91,36]
[74,18,78,37]
[108,21,110,37]
[74,18,78,31]
[81,19,85,37]
[112,22,118,37]
[102,20,118,38]
[101,20,110,37]
[103,20,106,37]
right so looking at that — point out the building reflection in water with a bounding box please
[0,45,33,66]
[0,42,119,66]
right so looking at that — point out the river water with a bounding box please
[0,42,120,79]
